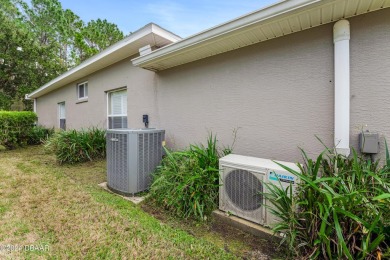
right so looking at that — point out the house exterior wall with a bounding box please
[36,8,390,163]
[155,22,334,162]
[36,57,157,130]
[350,8,390,161]
[154,8,390,163]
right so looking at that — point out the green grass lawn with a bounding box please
[0,146,281,259]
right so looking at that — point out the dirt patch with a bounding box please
[141,201,286,259]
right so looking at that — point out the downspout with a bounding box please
[25,94,37,113]
[333,20,350,156]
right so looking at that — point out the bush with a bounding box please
[28,125,54,145]
[265,144,390,259]
[0,111,37,149]
[44,127,106,164]
[148,134,233,220]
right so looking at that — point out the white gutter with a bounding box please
[333,20,350,156]
[132,0,323,67]
[25,94,37,113]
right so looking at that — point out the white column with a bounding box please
[33,99,37,113]
[334,20,351,156]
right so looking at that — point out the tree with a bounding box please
[0,0,125,110]
[73,19,124,63]
[0,0,67,110]
[23,0,84,67]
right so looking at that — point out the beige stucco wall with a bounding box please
[36,8,390,163]
[350,8,390,161]
[154,8,390,163]
[155,22,334,162]
[36,57,157,130]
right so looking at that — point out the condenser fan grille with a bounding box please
[106,132,129,192]
[225,169,263,211]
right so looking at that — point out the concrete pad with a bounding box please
[212,210,281,241]
[98,182,145,204]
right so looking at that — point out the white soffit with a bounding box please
[132,0,390,71]
[27,23,181,99]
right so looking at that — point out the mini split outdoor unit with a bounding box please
[106,128,165,195]
[219,154,299,226]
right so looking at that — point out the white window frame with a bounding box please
[58,102,66,130]
[107,88,127,129]
[77,81,88,100]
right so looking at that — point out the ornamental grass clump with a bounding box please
[28,125,54,145]
[44,127,106,164]
[264,141,390,260]
[148,133,234,220]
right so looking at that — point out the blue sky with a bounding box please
[60,0,277,38]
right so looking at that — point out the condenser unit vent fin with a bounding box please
[107,132,129,193]
[106,128,165,195]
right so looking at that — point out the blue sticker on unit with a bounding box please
[269,171,295,184]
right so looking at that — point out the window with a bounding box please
[108,89,127,129]
[58,102,66,130]
[77,81,88,99]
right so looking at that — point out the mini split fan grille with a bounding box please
[225,169,263,211]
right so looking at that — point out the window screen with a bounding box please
[78,82,88,99]
[108,90,127,129]
[58,102,66,130]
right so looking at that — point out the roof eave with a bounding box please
[27,23,181,99]
[131,0,321,68]
[132,0,390,71]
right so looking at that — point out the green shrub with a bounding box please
[0,111,37,149]
[44,127,106,164]
[264,144,390,259]
[148,134,233,220]
[28,125,54,145]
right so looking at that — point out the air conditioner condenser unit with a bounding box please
[219,154,299,226]
[106,128,165,196]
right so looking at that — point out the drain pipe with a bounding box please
[334,20,350,156]
[25,94,37,113]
